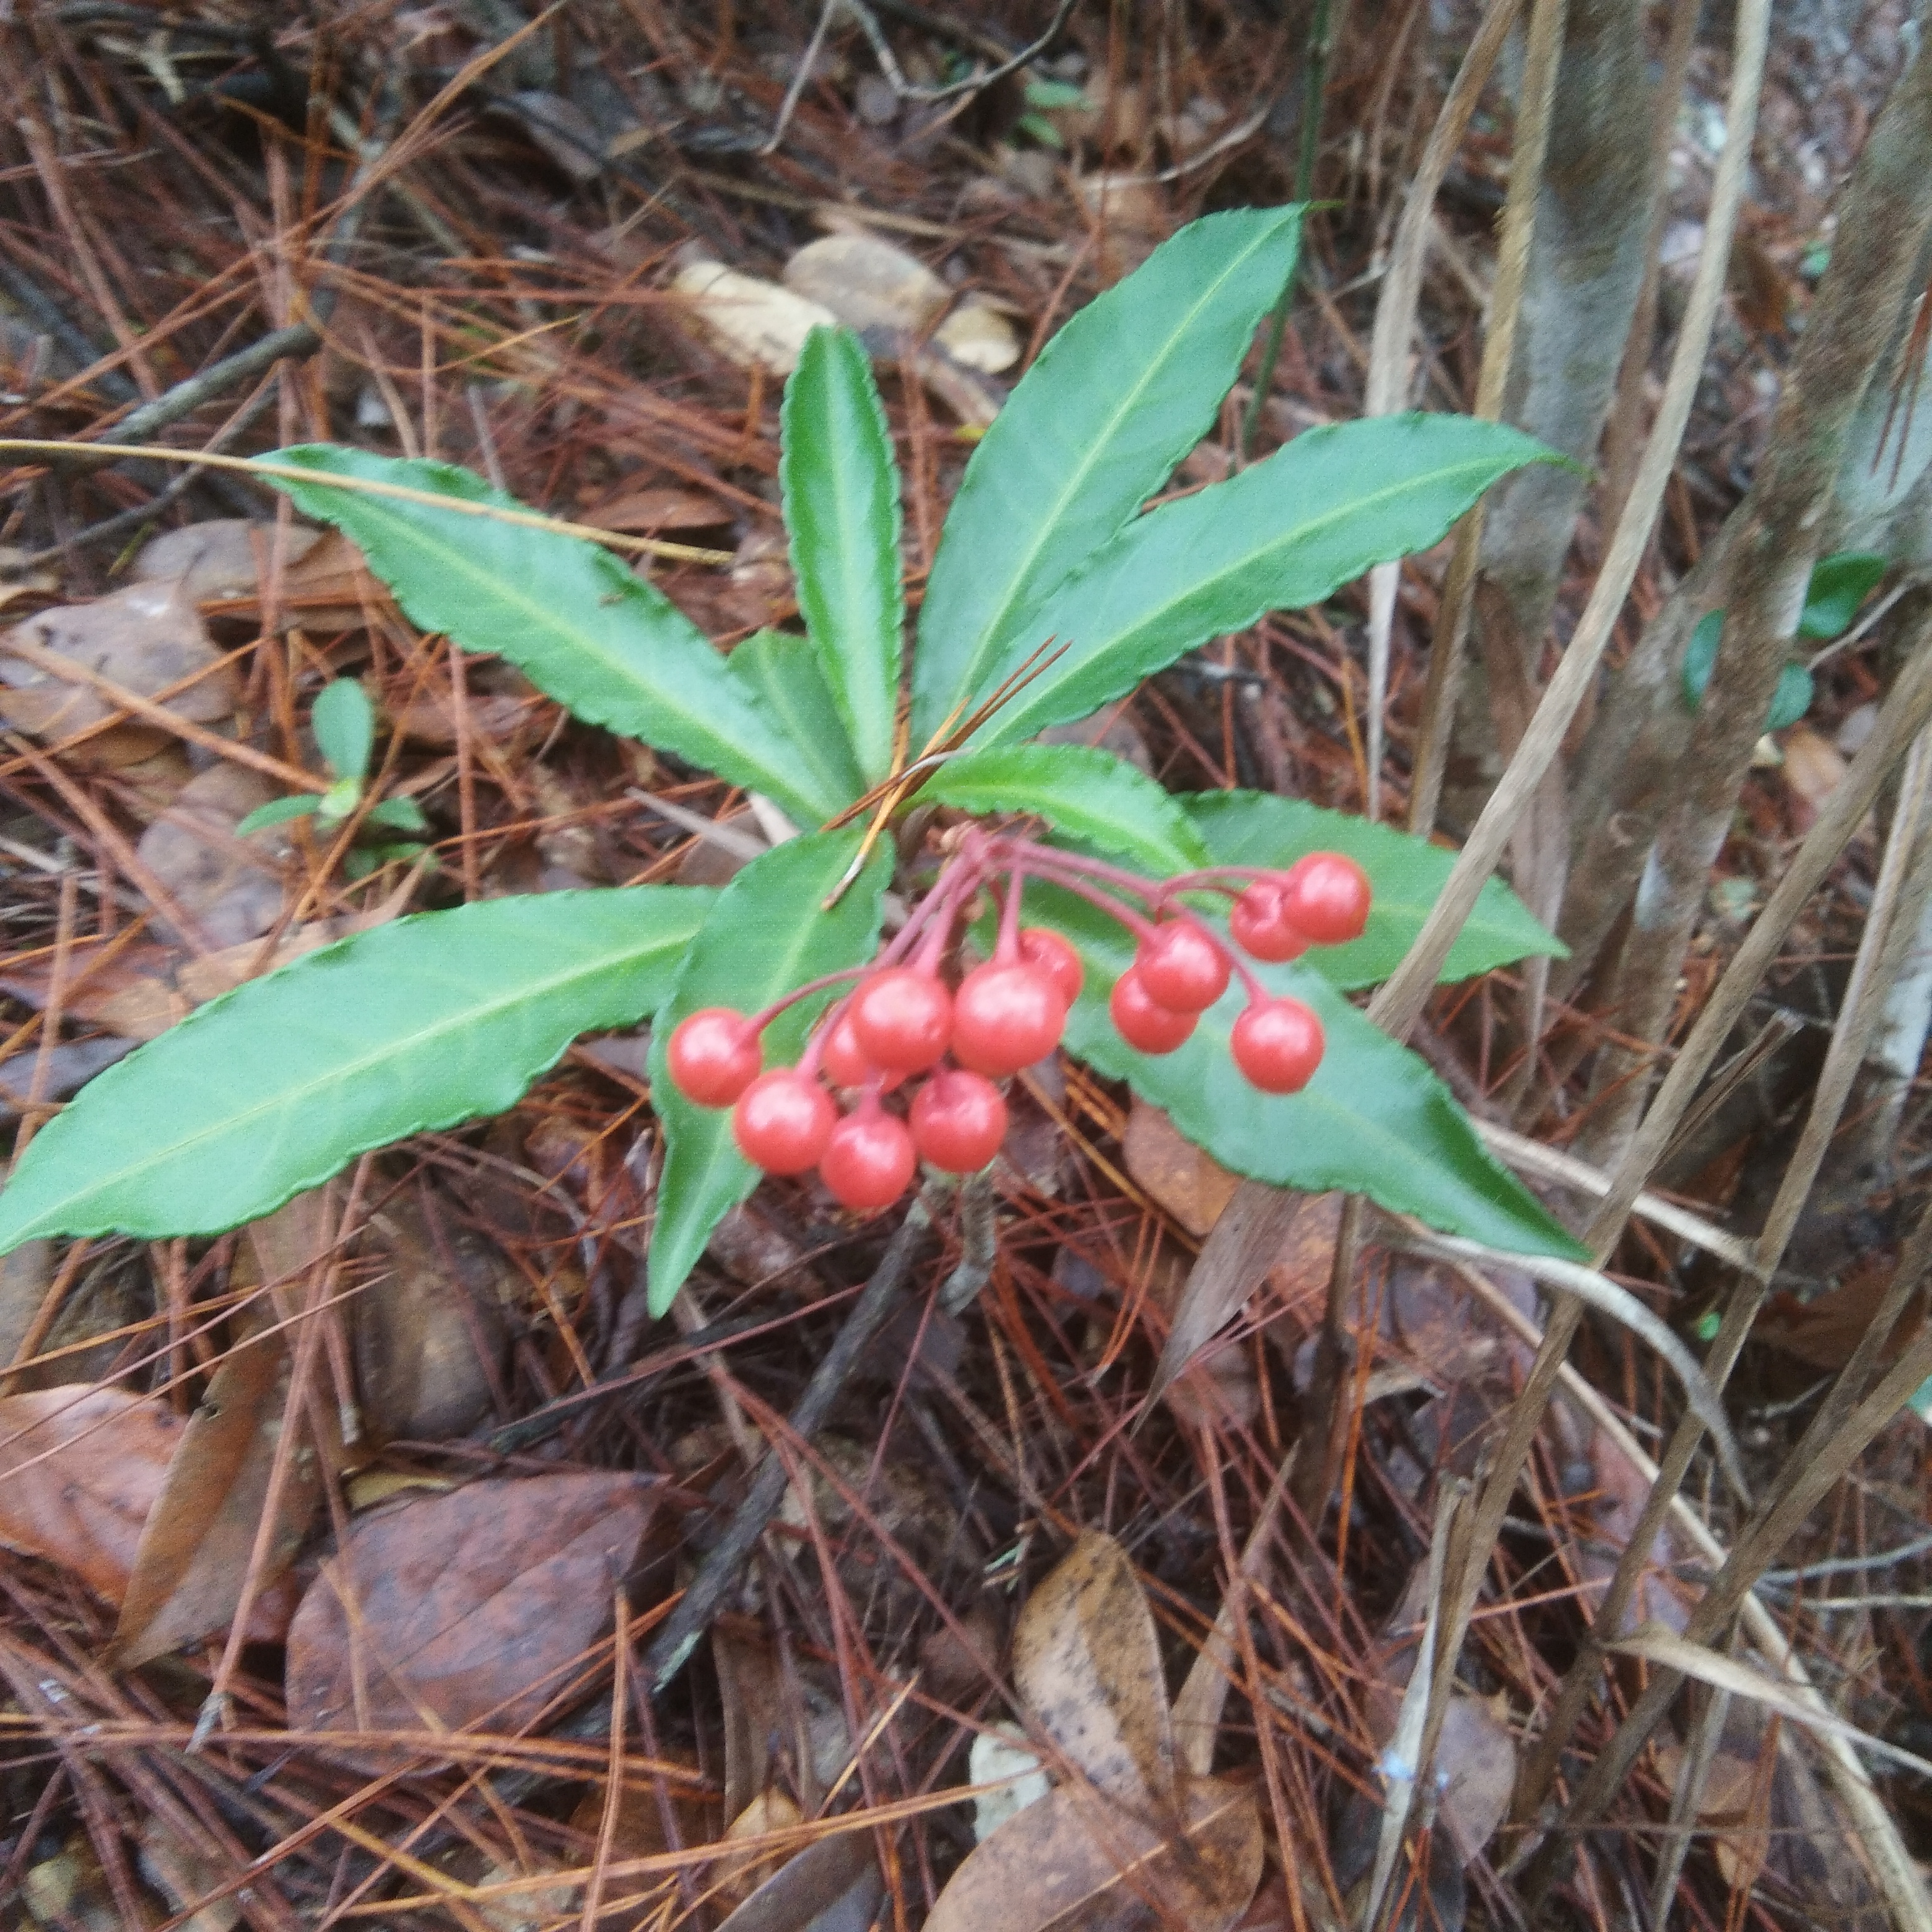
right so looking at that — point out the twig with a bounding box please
[640,1191,935,1694]
[842,0,1081,104]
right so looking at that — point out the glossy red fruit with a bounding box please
[667,1007,762,1107]
[732,1068,837,1173]
[850,967,954,1073]
[952,961,1066,1076]
[1229,881,1310,963]
[819,1103,918,1209]
[1109,968,1196,1054]
[1281,852,1372,946]
[819,1009,905,1092]
[910,1068,1009,1173]
[1134,920,1231,1012]
[1019,926,1084,1007]
[1231,998,1325,1093]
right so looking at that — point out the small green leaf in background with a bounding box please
[920,744,1209,877]
[316,775,364,824]
[1682,611,1814,731]
[235,794,323,836]
[972,414,1557,748]
[313,677,375,781]
[781,328,904,784]
[365,794,430,835]
[647,830,892,1315]
[1181,791,1562,989]
[0,888,715,1252]
[912,205,1305,744]
[257,446,842,829]
[725,630,866,812]
[1797,550,1885,640]
[1024,882,1586,1262]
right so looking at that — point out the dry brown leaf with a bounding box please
[925,1774,1263,1932]
[134,761,285,951]
[0,578,237,739]
[783,232,950,339]
[284,1471,667,1763]
[934,300,1021,373]
[674,261,840,374]
[204,528,393,633]
[717,1790,803,1905]
[1780,722,1849,826]
[136,1816,242,1932]
[1123,1097,1239,1238]
[583,484,731,534]
[133,519,323,604]
[0,1383,183,1603]
[1756,1250,1920,1370]
[713,1830,880,1932]
[1014,1530,1175,1808]
[110,1318,326,1666]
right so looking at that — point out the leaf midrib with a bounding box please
[17,928,679,1224]
[946,214,1295,707]
[990,443,1525,741]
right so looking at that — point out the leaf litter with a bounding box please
[0,2,1924,1928]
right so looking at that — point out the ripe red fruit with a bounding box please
[952,961,1066,1076]
[732,1068,837,1173]
[1229,881,1310,963]
[1231,998,1325,1093]
[1019,926,1084,1007]
[1281,852,1372,946]
[850,967,953,1073]
[819,1103,917,1209]
[910,1068,1008,1173]
[667,1007,762,1107]
[1134,920,1231,1012]
[819,1009,905,1092]
[1109,968,1196,1054]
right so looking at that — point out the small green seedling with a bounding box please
[0,204,1588,1312]
[1682,549,1887,731]
[234,677,433,879]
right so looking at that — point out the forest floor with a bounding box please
[1,3,1929,1929]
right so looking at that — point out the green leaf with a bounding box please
[1025,882,1586,1261]
[363,794,430,835]
[919,744,1208,876]
[780,329,904,783]
[911,205,1305,744]
[256,446,839,828]
[1181,791,1563,988]
[647,830,891,1315]
[1798,550,1885,640]
[0,888,715,1251]
[316,775,363,825]
[974,415,1557,747]
[235,794,321,835]
[313,677,375,781]
[724,630,867,811]
[1682,610,1814,730]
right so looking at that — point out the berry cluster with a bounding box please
[666,832,1371,1212]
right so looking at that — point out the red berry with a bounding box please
[1019,926,1084,1007]
[667,1007,762,1107]
[819,1009,905,1092]
[1109,968,1196,1055]
[910,1068,1009,1173]
[1281,853,1372,946]
[1229,881,1310,963]
[952,961,1066,1076]
[850,967,953,1073]
[819,1102,917,1209]
[1231,998,1325,1093]
[1134,920,1230,1012]
[732,1068,836,1173]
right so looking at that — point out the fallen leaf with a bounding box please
[1014,1530,1175,1807]
[783,232,951,342]
[715,1830,881,1932]
[718,1790,803,1905]
[136,1816,242,1931]
[1780,722,1848,827]
[0,1384,183,1603]
[0,1035,132,1120]
[133,519,323,604]
[134,761,287,951]
[970,1723,1050,1843]
[674,261,840,375]
[926,1773,1263,1932]
[1756,1250,1919,1370]
[583,484,731,534]
[1433,1693,1516,1861]
[111,1317,327,1666]
[0,578,237,739]
[1124,1097,1239,1237]
[284,1471,667,1764]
